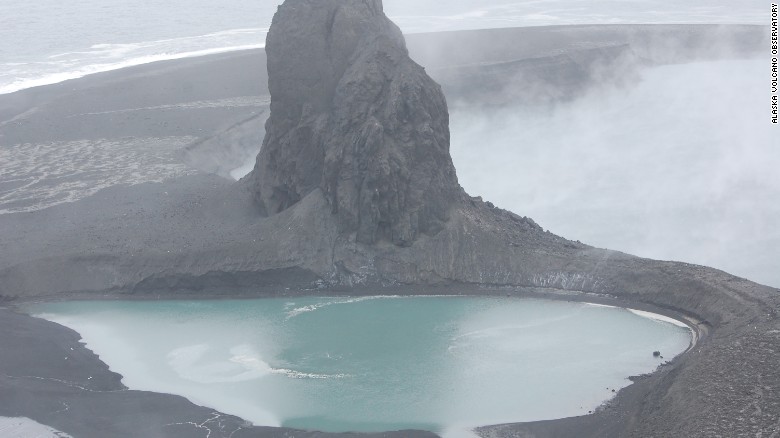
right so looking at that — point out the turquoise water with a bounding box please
[32,297,691,435]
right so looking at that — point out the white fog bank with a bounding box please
[451,58,779,288]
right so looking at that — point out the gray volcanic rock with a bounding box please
[247,0,461,246]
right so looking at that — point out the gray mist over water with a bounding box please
[450,58,779,288]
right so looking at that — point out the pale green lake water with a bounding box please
[32,297,691,436]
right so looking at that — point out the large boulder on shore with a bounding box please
[246,0,462,246]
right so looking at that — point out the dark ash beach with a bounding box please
[1,21,778,438]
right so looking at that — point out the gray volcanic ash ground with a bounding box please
[0,136,196,214]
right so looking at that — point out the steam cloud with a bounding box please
[450,58,779,288]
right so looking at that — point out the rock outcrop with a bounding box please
[247,0,461,246]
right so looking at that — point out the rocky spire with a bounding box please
[247,0,461,246]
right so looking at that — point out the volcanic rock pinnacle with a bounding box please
[248,0,462,246]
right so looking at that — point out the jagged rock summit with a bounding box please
[247,0,462,247]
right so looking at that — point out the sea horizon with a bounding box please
[0,0,767,95]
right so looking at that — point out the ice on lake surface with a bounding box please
[33,296,691,435]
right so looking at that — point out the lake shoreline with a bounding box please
[24,293,694,435]
[11,284,708,345]
[3,284,707,437]
[3,285,703,438]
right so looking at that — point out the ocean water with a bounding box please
[32,297,692,435]
[0,0,767,94]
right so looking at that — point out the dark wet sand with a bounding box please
[0,24,777,438]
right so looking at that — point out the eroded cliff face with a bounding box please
[247,0,462,247]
